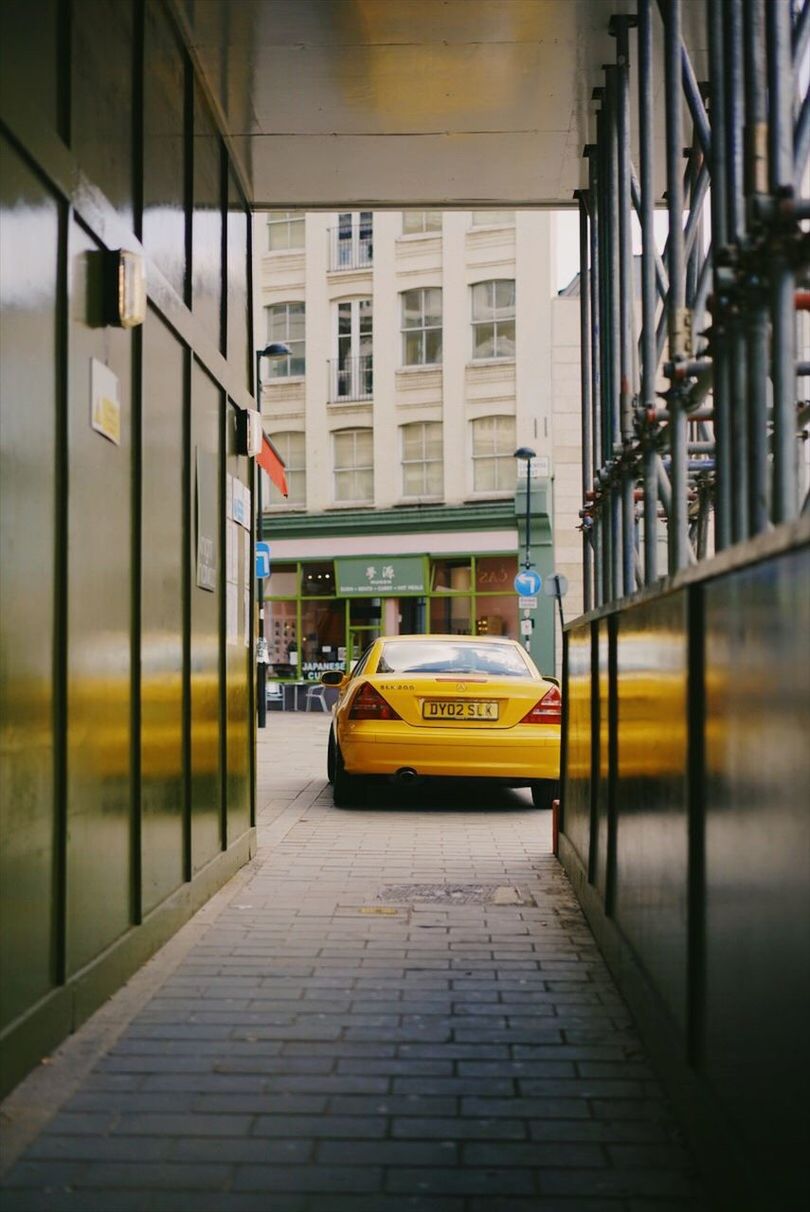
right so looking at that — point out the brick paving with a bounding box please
[0,714,708,1210]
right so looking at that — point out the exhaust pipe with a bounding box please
[395,767,418,784]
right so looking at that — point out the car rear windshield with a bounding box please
[377,640,535,677]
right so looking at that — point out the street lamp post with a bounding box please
[255,342,290,728]
[514,446,536,568]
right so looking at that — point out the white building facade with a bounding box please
[253,209,582,682]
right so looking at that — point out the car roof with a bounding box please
[375,634,521,645]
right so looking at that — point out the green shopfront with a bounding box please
[261,500,555,687]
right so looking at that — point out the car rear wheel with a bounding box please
[333,743,364,807]
[531,779,559,810]
[327,728,336,784]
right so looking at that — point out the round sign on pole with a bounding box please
[543,572,569,597]
[514,569,542,597]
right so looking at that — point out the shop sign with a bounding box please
[335,556,426,596]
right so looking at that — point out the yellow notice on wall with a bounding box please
[90,357,121,445]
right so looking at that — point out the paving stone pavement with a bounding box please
[0,714,709,1211]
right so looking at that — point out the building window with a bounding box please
[330,211,373,269]
[471,210,515,227]
[401,288,442,366]
[401,422,443,497]
[471,279,516,360]
[265,302,305,377]
[267,210,304,251]
[334,428,373,503]
[472,415,516,492]
[267,431,306,505]
[331,298,373,401]
[402,210,442,234]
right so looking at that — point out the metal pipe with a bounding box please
[768,0,798,523]
[587,146,603,485]
[743,0,769,536]
[606,68,622,455]
[630,170,669,298]
[638,0,659,584]
[796,94,810,185]
[681,40,712,160]
[577,191,594,610]
[793,0,810,72]
[706,0,731,550]
[664,0,690,573]
[726,0,749,542]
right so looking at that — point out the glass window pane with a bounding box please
[424,423,443,459]
[495,280,516,313]
[338,302,351,334]
[474,594,518,640]
[425,328,442,364]
[429,595,471,635]
[425,460,443,495]
[401,424,423,459]
[266,600,299,675]
[496,321,516,358]
[474,457,497,492]
[402,211,422,233]
[424,288,442,325]
[472,282,492,321]
[288,218,304,248]
[300,600,345,678]
[473,322,494,359]
[356,468,373,500]
[495,416,516,453]
[472,210,515,226]
[359,299,373,333]
[472,416,494,454]
[402,290,421,328]
[431,559,471,592]
[355,429,373,463]
[334,432,352,467]
[403,462,423,495]
[403,331,423,365]
[302,561,335,596]
[425,211,442,231]
[268,563,299,595]
[475,555,517,591]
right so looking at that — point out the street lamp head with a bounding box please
[514,446,536,461]
[258,342,291,359]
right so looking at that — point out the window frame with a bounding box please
[267,210,304,251]
[400,287,442,367]
[471,279,516,362]
[470,210,515,228]
[402,210,443,235]
[471,414,517,494]
[400,421,444,499]
[264,301,306,378]
[333,427,374,504]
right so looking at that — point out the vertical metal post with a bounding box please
[707,0,732,550]
[597,100,614,604]
[605,67,623,597]
[638,0,659,583]
[726,0,749,542]
[587,141,604,605]
[577,192,594,612]
[664,0,690,573]
[743,0,769,536]
[255,351,267,729]
[612,15,637,597]
[767,0,798,523]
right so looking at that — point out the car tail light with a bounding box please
[348,683,402,721]
[520,684,562,725]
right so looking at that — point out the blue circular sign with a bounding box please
[514,569,542,596]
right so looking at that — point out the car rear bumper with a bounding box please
[340,723,560,781]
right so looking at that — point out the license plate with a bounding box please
[422,699,499,721]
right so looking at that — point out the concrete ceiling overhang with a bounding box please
[173,0,708,209]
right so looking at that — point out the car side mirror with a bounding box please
[321,671,346,687]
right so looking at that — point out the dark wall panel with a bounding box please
[703,549,810,1189]
[562,624,591,871]
[143,0,187,299]
[190,361,222,873]
[614,594,688,1031]
[66,218,133,973]
[71,0,134,230]
[225,407,251,843]
[140,309,185,913]
[0,0,63,137]
[593,619,610,897]
[226,172,251,391]
[0,137,59,1027]
[192,85,223,350]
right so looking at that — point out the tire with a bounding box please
[333,743,364,807]
[327,728,336,784]
[531,779,559,811]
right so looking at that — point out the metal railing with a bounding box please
[328,224,373,271]
[575,0,810,612]
[329,355,373,402]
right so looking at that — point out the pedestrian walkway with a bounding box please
[0,715,707,1210]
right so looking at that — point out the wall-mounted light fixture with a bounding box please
[103,249,146,328]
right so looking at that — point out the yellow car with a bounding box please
[321,634,560,809]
